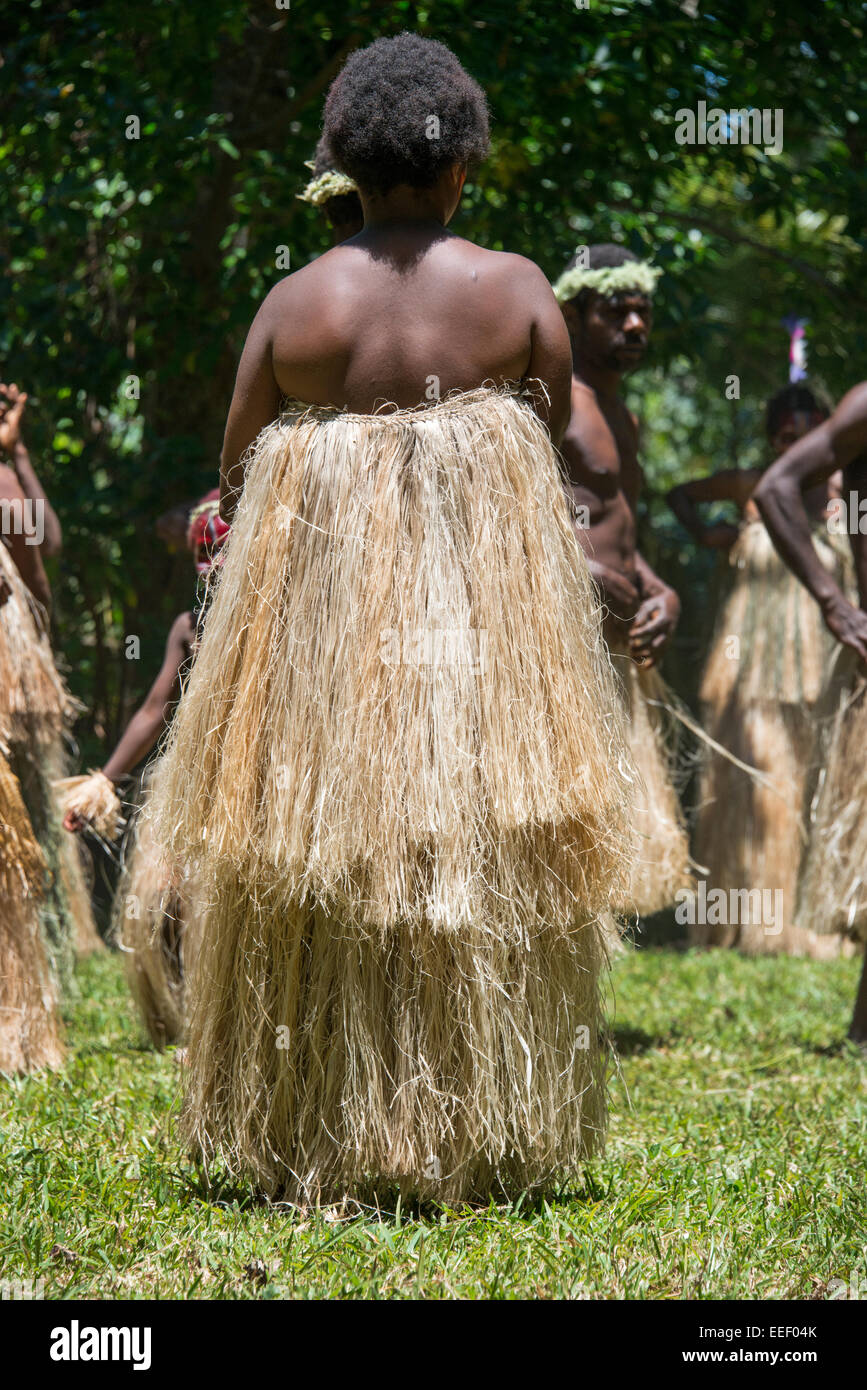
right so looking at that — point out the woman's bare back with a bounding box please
[271,226,558,407]
[219,222,572,517]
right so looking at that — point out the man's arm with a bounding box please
[667,468,758,549]
[219,291,283,524]
[0,384,63,555]
[65,614,193,831]
[754,382,867,660]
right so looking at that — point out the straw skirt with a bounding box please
[113,797,197,1049]
[0,542,102,979]
[147,389,635,1202]
[693,520,849,955]
[797,656,867,943]
[0,748,64,1072]
[606,629,690,917]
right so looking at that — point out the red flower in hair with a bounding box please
[186,489,230,574]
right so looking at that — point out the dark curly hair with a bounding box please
[323,33,490,196]
[765,383,829,439]
[309,132,363,230]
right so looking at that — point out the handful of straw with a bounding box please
[54,769,124,843]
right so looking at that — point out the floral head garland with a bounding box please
[297,164,360,207]
[552,260,662,304]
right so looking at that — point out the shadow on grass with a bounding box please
[624,907,689,950]
[175,1163,613,1225]
[608,1025,668,1055]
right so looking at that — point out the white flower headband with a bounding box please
[297,166,360,207]
[552,260,662,304]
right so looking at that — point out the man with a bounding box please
[146,34,635,1204]
[755,382,867,1041]
[554,244,689,915]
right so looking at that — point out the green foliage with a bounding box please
[1,947,863,1298]
[2,0,866,754]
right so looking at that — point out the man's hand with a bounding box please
[629,586,680,668]
[586,559,641,620]
[821,592,867,665]
[0,383,28,456]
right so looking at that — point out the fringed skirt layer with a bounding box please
[694,520,848,956]
[606,631,691,917]
[0,543,101,981]
[797,658,867,942]
[113,798,196,1050]
[0,748,64,1073]
[146,388,635,1201]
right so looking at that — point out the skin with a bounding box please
[559,287,680,668]
[668,410,837,549]
[755,383,867,660]
[219,163,572,520]
[754,383,867,1045]
[0,383,63,555]
[64,610,195,833]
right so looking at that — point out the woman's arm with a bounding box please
[219,293,283,524]
[667,468,758,548]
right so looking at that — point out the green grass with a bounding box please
[1,946,865,1299]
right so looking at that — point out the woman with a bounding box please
[148,34,634,1203]
[668,383,849,955]
[59,491,230,1047]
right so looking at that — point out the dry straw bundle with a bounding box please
[0,542,102,963]
[113,800,198,1049]
[0,541,72,742]
[0,747,64,1073]
[797,661,867,943]
[146,386,636,1201]
[605,633,691,917]
[54,769,124,844]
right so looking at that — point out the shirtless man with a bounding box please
[756,383,867,1041]
[554,245,680,666]
[552,245,689,915]
[0,381,62,609]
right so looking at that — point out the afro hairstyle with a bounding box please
[323,33,490,197]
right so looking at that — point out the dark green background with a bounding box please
[3,0,865,758]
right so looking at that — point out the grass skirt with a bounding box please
[146,388,635,1201]
[693,520,848,956]
[607,631,691,916]
[0,544,101,979]
[797,656,867,942]
[113,796,196,1049]
[0,748,64,1072]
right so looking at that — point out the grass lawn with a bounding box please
[2,944,865,1300]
